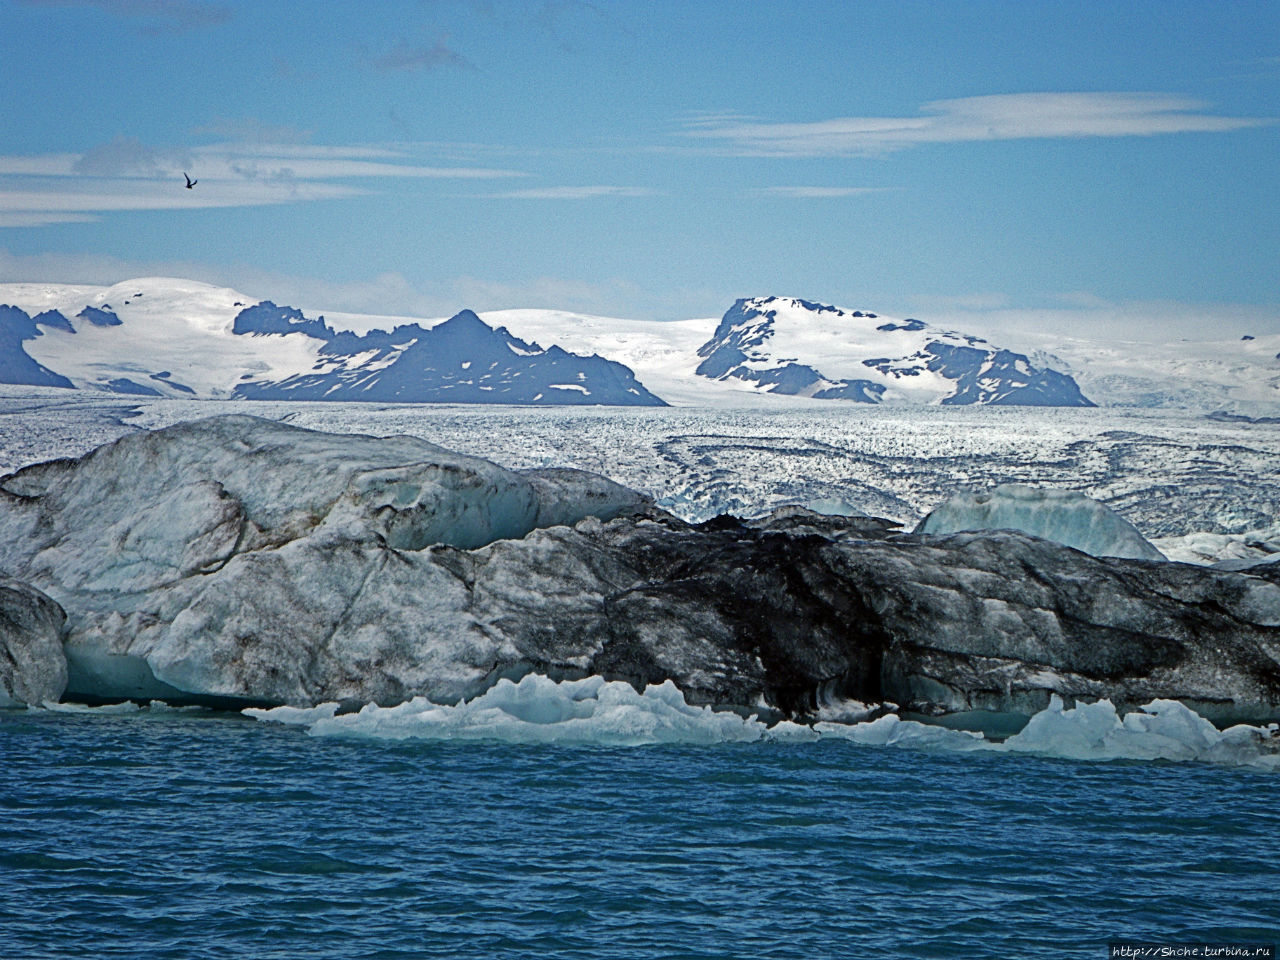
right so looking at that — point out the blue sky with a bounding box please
[1,0,1277,337]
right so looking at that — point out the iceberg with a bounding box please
[916,482,1165,560]
[243,674,1280,771]
[0,576,66,707]
[0,415,650,706]
[4,418,1279,726]
[249,674,767,747]
[1004,694,1280,768]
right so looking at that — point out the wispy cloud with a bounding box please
[0,212,99,228]
[485,185,660,200]
[0,180,361,224]
[685,93,1272,157]
[754,186,888,198]
[0,136,526,227]
[72,134,175,177]
[371,38,475,72]
[17,0,232,34]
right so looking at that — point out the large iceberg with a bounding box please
[2,417,1279,726]
[916,483,1165,561]
[0,415,648,706]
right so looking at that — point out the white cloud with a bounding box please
[0,137,526,227]
[0,212,97,228]
[0,180,360,215]
[685,93,1272,157]
[484,185,660,199]
[0,155,79,176]
[72,134,174,177]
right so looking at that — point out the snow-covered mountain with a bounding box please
[489,299,1280,413]
[0,279,664,406]
[695,297,1093,406]
[231,301,665,405]
[2,277,1278,411]
[995,329,1280,415]
[0,305,73,389]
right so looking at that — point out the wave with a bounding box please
[244,674,1280,770]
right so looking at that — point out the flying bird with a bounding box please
[184,172,197,189]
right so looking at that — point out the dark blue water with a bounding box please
[2,708,1277,960]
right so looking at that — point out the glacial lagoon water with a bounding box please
[3,699,1278,960]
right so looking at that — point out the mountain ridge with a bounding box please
[695,296,1094,406]
[2,277,1277,411]
[0,278,664,406]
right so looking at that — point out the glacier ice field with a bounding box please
[4,387,1280,559]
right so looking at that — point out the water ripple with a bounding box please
[3,710,1278,959]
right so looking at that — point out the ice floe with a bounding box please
[244,674,1280,770]
[248,675,764,747]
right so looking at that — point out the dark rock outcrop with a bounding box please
[76,305,120,327]
[33,310,75,333]
[232,300,334,340]
[0,305,75,389]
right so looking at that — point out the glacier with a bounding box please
[916,482,1166,561]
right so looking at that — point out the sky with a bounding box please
[1,0,1277,339]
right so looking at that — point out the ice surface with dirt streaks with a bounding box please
[0,413,650,706]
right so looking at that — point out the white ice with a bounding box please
[244,674,1280,770]
[248,674,767,747]
[1004,694,1280,768]
[917,482,1167,560]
